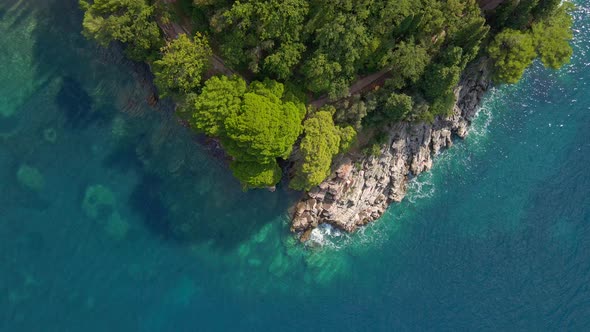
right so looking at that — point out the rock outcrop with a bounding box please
[291,59,491,233]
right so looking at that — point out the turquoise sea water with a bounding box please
[1,0,589,330]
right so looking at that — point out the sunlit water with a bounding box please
[1,0,589,330]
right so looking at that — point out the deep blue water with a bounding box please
[1,0,589,331]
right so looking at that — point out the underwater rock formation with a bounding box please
[82,184,116,219]
[17,165,44,191]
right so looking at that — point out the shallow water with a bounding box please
[1,0,589,331]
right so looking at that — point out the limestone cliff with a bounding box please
[291,59,491,235]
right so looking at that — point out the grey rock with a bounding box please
[291,59,491,234]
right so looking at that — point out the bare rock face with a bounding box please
[291,60,491,234]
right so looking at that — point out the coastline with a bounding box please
[122,35,492,238]
[123,40,493,237]
[291,58,492,237]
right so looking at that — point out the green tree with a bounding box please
[531,3,574,69]
[488,29,537,84]
[532,0,562,19]
[338,126,357,153]
[421,64,461,102]
[189,76,305,188]
[290,108,356,191]
[302,53,343,95]
[380,40,430,88]
[230,161,282,189]
[219,0,308,79]
[223,80,306,163]
[190,75,246,137]
[79,0,161,61]
[384,93,413,121]
[302,0,377,97]
[153,33,212,97]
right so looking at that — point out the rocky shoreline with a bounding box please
[118,39,492,237]
[291,59,492,236]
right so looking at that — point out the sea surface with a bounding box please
[1,0,589,331]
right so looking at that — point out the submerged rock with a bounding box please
[104,212,130,240]
[17,165,44,191]
[292,59,491,234]
[43,128,57,143]
[82,184,116,219]
[110,116,127,139]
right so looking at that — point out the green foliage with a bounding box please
[532,0,562,19]
[334,94,375,130]
[421,64,461,104]
[488,29,536,84]
[230,161,282,189]
[489,3,573,84]
[338,126,357,153]
[191,75,246,137]
[429,92,457,117]
[384,93,413,121]
[490,0,564,30]
[302,53,343,96]
[79,0,576,191]
[223,80,306,163]
[531,3,574,69]
[365,143,383,157]
[290,108,356,191]
[218,0,308,79]
[79,0,161,61]
[153,33,212,97]
[189,76,305,188]
[381,39,430,88]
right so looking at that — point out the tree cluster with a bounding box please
[79,0,575,192]
[290,108,356,191]
[187,76,306,189]
[80,0,162,61]
[153,33,212,97]
[488,3,574,84]
[194,0,488,112]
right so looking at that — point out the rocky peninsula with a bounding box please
[291,59,491,235]
[78,0,573,239]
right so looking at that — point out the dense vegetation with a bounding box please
[153,33,212,97]
[184,76,306,188]
[80,0,575,191]
[487,2,574,83]
[80,0,162,60]
[290,108,356,191]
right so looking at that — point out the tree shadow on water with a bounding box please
[103,139,145,173]
[26,0,86,80]
[127,167,299,251]
[55,76,108,129]
[19,0,301,251]
[129,173,180,242]
[0,0,30,28]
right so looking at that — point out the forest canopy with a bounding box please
[488,2,574,83]
[186,76,306,189]
[79,0,575,191]
[80,0,161,60]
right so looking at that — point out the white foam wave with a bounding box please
[406,172,436,204]
[468,89,497,140]
[306,223,345,249]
